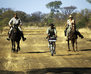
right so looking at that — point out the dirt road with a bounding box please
[0,27,91,74]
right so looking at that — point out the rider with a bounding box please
[46,23,57,53]
[7,13,26,41]
[65,15,84,40]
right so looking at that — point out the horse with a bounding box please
[10,24,21,52]
[67,26,78,52]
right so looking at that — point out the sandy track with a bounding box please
[0,27,91,74]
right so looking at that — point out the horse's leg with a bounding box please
[13,41,15,51]
[71,40,75,52]
[17,41,20,52]
[68,39,70,51]
[11,40,15,52]
[76,39,78,51]
[11,40,14,51]
[18,41,20,51]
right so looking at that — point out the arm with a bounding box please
[64,20,68,29]
[54,28,57,38]
[64,24,67,29]
[19,19,22,27]
[8,18,13,27]
[46,28,49,39]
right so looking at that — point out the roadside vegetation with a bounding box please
[0,0,91,32]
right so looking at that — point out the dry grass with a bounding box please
[0,26,91,72]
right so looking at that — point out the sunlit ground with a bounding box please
[0,26,91,74]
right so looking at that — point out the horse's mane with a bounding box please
[69,30,77,40]
[10,26,21,41]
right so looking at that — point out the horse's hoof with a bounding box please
[12,50,15,52]
[18,48,20,51]
[11,50,14,52]
[12,49,15,52]
[68,50,71,51]
[17,48,20,52]
[53,50,56,54]
[76,50,79,52]
[16,50,18,52]
[73,50,76,52]
[14,50,18,53]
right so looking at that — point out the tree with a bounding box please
[86,0,91,3]
[1,9,14,19]
[60,6,77,16]
[30,11,42,22]
[46,1,62,25]
[15,11,28,22]
[46,1,62,13]
[31,11,42,18]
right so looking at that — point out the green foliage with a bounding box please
[16,11,28,22]
[48,18,53,24]
[0,18,9,26]
[0,7,91,29]
[86,0,91,3]
[76,14,89,28]
[46,1,62,12]
[77,18,86,28]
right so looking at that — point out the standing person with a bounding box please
[65,15,84,40]
[7,13,26,41]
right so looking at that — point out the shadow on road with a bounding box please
[24,51,49,54]
[56,53,80,56]
[0,70,24,74]
[0,68,91,74]
[27,67,91,74]
[87,39,91,42]
[80,49,91,51]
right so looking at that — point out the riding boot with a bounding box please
[21,31,26,41]
[76,31,84,39]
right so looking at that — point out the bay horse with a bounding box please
[10,24,21,52]
[67,25,78,52]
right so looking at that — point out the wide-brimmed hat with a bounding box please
[49,23,54,26]
[69,15,73,18]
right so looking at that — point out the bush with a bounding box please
[76,17,88,28]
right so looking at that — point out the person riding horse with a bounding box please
[7,13,26,41]
[65,15,84,41]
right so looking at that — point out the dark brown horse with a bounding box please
[10,25,21,52]
[67,25,78,51]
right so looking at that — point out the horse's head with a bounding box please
[71,24,76,32]
[12,24,18,34]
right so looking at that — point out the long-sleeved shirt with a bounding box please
[9,17,22,27]
[67,19,75,26]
